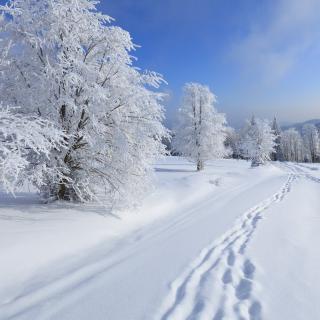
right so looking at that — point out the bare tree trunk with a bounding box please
[197,95,203,171]
[58,178,68,200]
[55,105,88,201]
[197,159,204,171]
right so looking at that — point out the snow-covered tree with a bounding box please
[271,116,282,161]
[0,107,65,194]
[225,127,242,159]
[302,124,320,162]
[173,83,228,171]
[281,129,304,162]
[240,117,276,167]
[0,0,167,205]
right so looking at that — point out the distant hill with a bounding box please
[282,119,320,132]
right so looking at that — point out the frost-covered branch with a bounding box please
[0,107,65,193]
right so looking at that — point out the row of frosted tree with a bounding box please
[171,84,276,169]
[0,1,319,207]
[171,83,320,170]
[226,119,320,164]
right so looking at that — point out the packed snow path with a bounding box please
[156,173,296,320]
[0,159,319,320]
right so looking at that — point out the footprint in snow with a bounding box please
[227,250,236,266]
[222,268,233,284]
[236,278,252,300]
[249,300,262,320]
[243,259,255,280]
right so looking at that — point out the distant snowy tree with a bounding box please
[173,83,228,171]
[0,107,64,194]
[225,127,241,159]
[302,124,320,162]
[271,116,282,161]
[281,129,304,162]
[0,0,167,205]
[240,117,276,167]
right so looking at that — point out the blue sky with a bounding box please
[101,0,320,127]
[1,0,319,127]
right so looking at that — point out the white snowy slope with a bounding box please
[0,158,319,320]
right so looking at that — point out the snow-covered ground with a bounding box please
[0,158,319,320]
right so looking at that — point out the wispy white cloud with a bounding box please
[232,0,320,82]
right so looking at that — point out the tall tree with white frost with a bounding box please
[173,83,228,171]
[240,117,276,167]
[0,0,167,205]
[302,124,320,162]
[281,129,304,162]
[271,116,282,161]
[225,127,242,159]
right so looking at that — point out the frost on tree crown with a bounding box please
[173,83,228,169]
[0,0,168,206]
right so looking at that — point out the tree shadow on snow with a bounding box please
[0,191,121,221]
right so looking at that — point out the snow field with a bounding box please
[155,173,296,320]
[0,158,319,320]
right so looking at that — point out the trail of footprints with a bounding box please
[157,174,296,320]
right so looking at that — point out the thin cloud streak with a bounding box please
[232,0,320,83]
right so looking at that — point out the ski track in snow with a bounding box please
[156,172,297,320]
[2,162,319,320]
[290,163,320,184]
[0,173,255,320]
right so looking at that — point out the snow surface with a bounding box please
[0,158,319,320]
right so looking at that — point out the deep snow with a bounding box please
[0,158,319,320]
